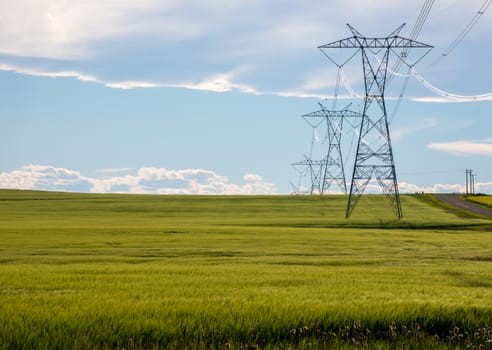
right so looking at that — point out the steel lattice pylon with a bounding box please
[302,103,363,194]
[319,24,432,219]
[292,156,326,195]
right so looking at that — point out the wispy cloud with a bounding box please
[0,63,255,92]
[0,0,215,59]
[0,62,325,98]
[95,167,134,174]
[0,165,277,195]
[427,140,492,156]
[1,1,490,101]
[243,173,263,182]
[172,69,260,94]
[0,63,163,90]
[2,60,487,103]
[411,96,492,103]
[0,64,98,83]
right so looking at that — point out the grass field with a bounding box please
[466,195,492,208]
[1,190,492,349]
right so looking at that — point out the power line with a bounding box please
[392,0,492,104]
[389,0,435,123]
[387,63,492,101]
[388,0,434,85]
[442,0,492,57]
[424,0,492,70]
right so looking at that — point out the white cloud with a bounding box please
[0,63,99,83]
[292,177,491,195]
[0,1,490,101]
[0,63,259,93]
[275,90,332,99]
[243,173,262,182]
[2,165,491,195]
[0,63,164,90]
[0,61,330,98]
[427,140,492,156]
[173,71,260,94]
[398,181,464,194]
[0,165,92,192]
[399,181,492,195]
[475,181,492,194]
[412,96,465,103]
[411,96,492,103]
[0,165,277,195]
[0,0,212,59]
[105,81,162,90]
[95,167,134,174]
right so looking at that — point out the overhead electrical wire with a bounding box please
[309,2,491,197]
[433,0,492,64]
[339,67,364,99]
[388,0,435,123]
[387,0,435,86]
[326,0,492,111]
[422,0,492,76]
[424,0,492,99]
[324,1,436,121]
[413,71,492,101]
[321,49,361,109]
[332,68,341,109]
[390,0,492,115]
[386,59,492,101]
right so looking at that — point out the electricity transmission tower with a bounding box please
[302,103,363,194]
[319,24,432,219]
[292,156,326,194]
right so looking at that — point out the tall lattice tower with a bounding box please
[292,156,326,195]
[319,24,432,218]
[302,103,363,194]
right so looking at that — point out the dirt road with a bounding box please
[435,194,492,218]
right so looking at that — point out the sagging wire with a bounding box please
[423,0,492,73]
[339,67,364,99]
[332,67,341,110]
[387,0,435,87]
[387,59,492,101]
[388,0,435,124]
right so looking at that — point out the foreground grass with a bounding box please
[1,190,492,349]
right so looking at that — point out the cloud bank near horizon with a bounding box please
[0,165,277,195]
[1,164,491,195]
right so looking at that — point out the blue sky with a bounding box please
[0,0,491,194]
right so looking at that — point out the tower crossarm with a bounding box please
[302,109,363,120]
[318,36,432,49]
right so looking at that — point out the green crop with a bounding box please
[466,194,492,208]
[0,190,491,349]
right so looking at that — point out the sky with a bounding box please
[1,0,491,195]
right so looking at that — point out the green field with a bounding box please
[466,195,492,208]
[1,190,492,349]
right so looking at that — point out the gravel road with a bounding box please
[435,194,492,218]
